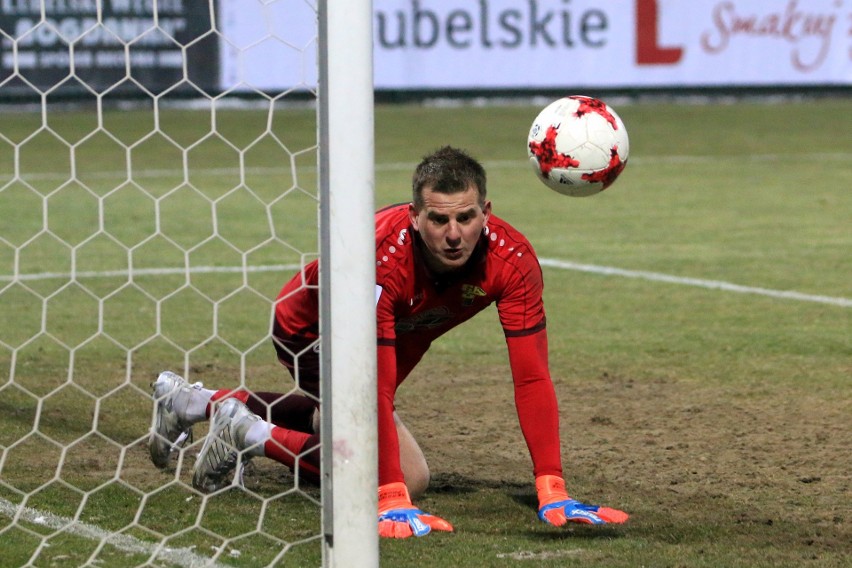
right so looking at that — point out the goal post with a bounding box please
[0,0,378,565]
[318,0,379,565]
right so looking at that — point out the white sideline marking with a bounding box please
[0,497,226,568]
[2,263,302,282]
[539,259,852,308]
[497,548,586,560]
[2,260,849,308]
[9,152,848,181]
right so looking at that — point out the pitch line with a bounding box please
[3,263,303,282]
[0,497,227,568]
[539,258,852,308]
[2,260,849,308]
[11,152,848,181]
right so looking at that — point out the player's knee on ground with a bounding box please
[403,461,430,501]
[310,408,430,498]
[395,412,430,500]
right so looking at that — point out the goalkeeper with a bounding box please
[149,146,629,538]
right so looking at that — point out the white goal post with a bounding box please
[318,0,379,566]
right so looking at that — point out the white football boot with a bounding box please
[148,371,202,468]
[192,397,262,493]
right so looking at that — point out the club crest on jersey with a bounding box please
[460,284,486,306]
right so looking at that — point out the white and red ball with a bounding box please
[527,96,629,197]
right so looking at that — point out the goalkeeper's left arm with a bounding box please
[506,330,629,526]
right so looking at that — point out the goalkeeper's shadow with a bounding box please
[428,472,528,496]
[426,473,628,538]
[524,525,628,540]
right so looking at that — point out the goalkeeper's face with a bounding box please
[409,184,491,274]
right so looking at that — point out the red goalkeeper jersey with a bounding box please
[275,203,563,485]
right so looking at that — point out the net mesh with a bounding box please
[0,1,324,565]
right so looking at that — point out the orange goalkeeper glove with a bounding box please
[536,475,629,526]
[377,482,454,538]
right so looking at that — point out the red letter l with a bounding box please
[636,0,683,64]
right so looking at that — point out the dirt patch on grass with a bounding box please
[7,361,845,565]
[395,366,851,561]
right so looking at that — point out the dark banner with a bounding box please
[0,0,219,97]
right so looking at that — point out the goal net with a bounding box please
[0,1,376,566]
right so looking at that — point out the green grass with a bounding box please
[1,97,850,567]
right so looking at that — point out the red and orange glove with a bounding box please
[536,475,629,526]
[377,482,454,538]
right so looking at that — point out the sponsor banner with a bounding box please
[372,0,851,88]
[0,0,218,93]
[217,0,851,90]
[1,1,848,94]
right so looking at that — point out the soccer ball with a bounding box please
[527,96,629,197]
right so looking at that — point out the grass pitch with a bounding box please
[0,96,850,567]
